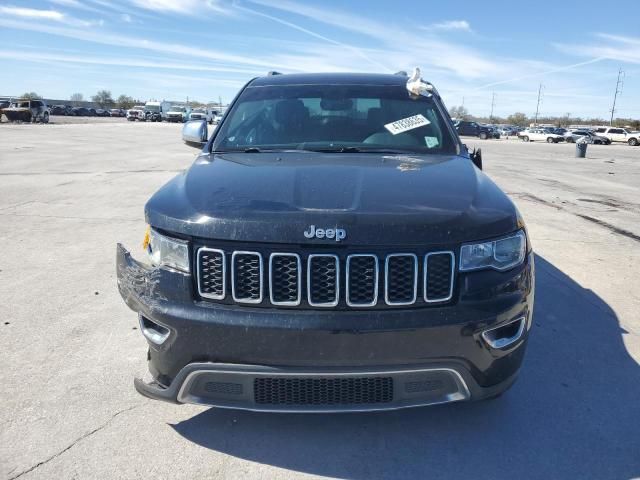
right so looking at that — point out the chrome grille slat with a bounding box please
[231,251,263,304]
[307,254,339,307]
[197,248,226,300]
[384,254,418,306]
[346,254,378,307]
[424,251,455,303]
[197,247,455,309]
[269,253,302,306]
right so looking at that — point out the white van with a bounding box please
[189,107,215,124]
[145,101,172,121]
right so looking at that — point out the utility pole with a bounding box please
[609,68,624,126]
[489,92,496,122]
[534,83,543,126]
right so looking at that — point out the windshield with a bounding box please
[213,84,457,154]
[192,108,205,113]
[172,106,186,112]
[146,105,160,112]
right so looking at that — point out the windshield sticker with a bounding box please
[424,136,439,148]
[384,114,430,135]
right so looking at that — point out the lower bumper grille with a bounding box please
[174,364,472,411]
[254,376,393,406]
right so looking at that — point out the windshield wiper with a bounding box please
[302,146,362,153]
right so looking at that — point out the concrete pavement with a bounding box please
[1,122,638,479]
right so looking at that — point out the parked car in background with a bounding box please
[3,99,50,123]
[564,130,611,145]
[551,128,568,136]
[189,107,215,124]
[127,106,146,121]
[144,100,172,121]
[145,110,163,122]
[497,126,518,136]
[0,99,11,120]
[51,104,70,116]
[166,105,191,123]
[518,128,564,143]
[594,127,640,146]
[454,120,497,140]
[71,107,90,116]
[110,108,125,117]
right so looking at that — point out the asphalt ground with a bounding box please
[1,120,639,479]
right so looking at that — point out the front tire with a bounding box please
[42,112,49,124]
[523,136,529,142]
[629,138,639,146]
[479,132,488,140]
[547,137,554,143]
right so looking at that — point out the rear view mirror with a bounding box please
[471,147,482,170]
[182,120,208,149]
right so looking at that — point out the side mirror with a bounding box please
[471,147,482,170]
[182,120,208,149]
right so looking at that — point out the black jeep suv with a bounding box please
[117,72,534,412]
[454,120,499,139]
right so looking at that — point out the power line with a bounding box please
[609,68,624,126]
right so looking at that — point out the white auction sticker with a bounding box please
[384,114,430,135]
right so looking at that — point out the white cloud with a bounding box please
[427,20,472,32]
[0,49,260,75]
[555,33,640,65]
[235,3,391,72]
[0,18,287,69]
[0,4,103,27]
[129,0,233,15]
[0,6,65,20]
[50,0,81,6]
[120,13,132,22]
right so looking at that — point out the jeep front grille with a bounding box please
[196,247,455,309]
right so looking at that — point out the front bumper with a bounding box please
[117,243,534,411]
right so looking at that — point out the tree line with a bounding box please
[19,90,212,110]
[448,105,640,130]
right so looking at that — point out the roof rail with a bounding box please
[267,71,282,76]
[394,70,408,76]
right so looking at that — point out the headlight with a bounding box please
[459,230,526,272]
[145,227,190,272]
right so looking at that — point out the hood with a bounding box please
[146,152,520,246]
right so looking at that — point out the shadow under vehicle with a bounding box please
[169,254,640,479]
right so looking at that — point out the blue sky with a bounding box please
[1,0,639,119]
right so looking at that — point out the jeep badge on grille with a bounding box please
[303,225,346,242]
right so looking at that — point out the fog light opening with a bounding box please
[481,317,525,349]
[139,314,171,345]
